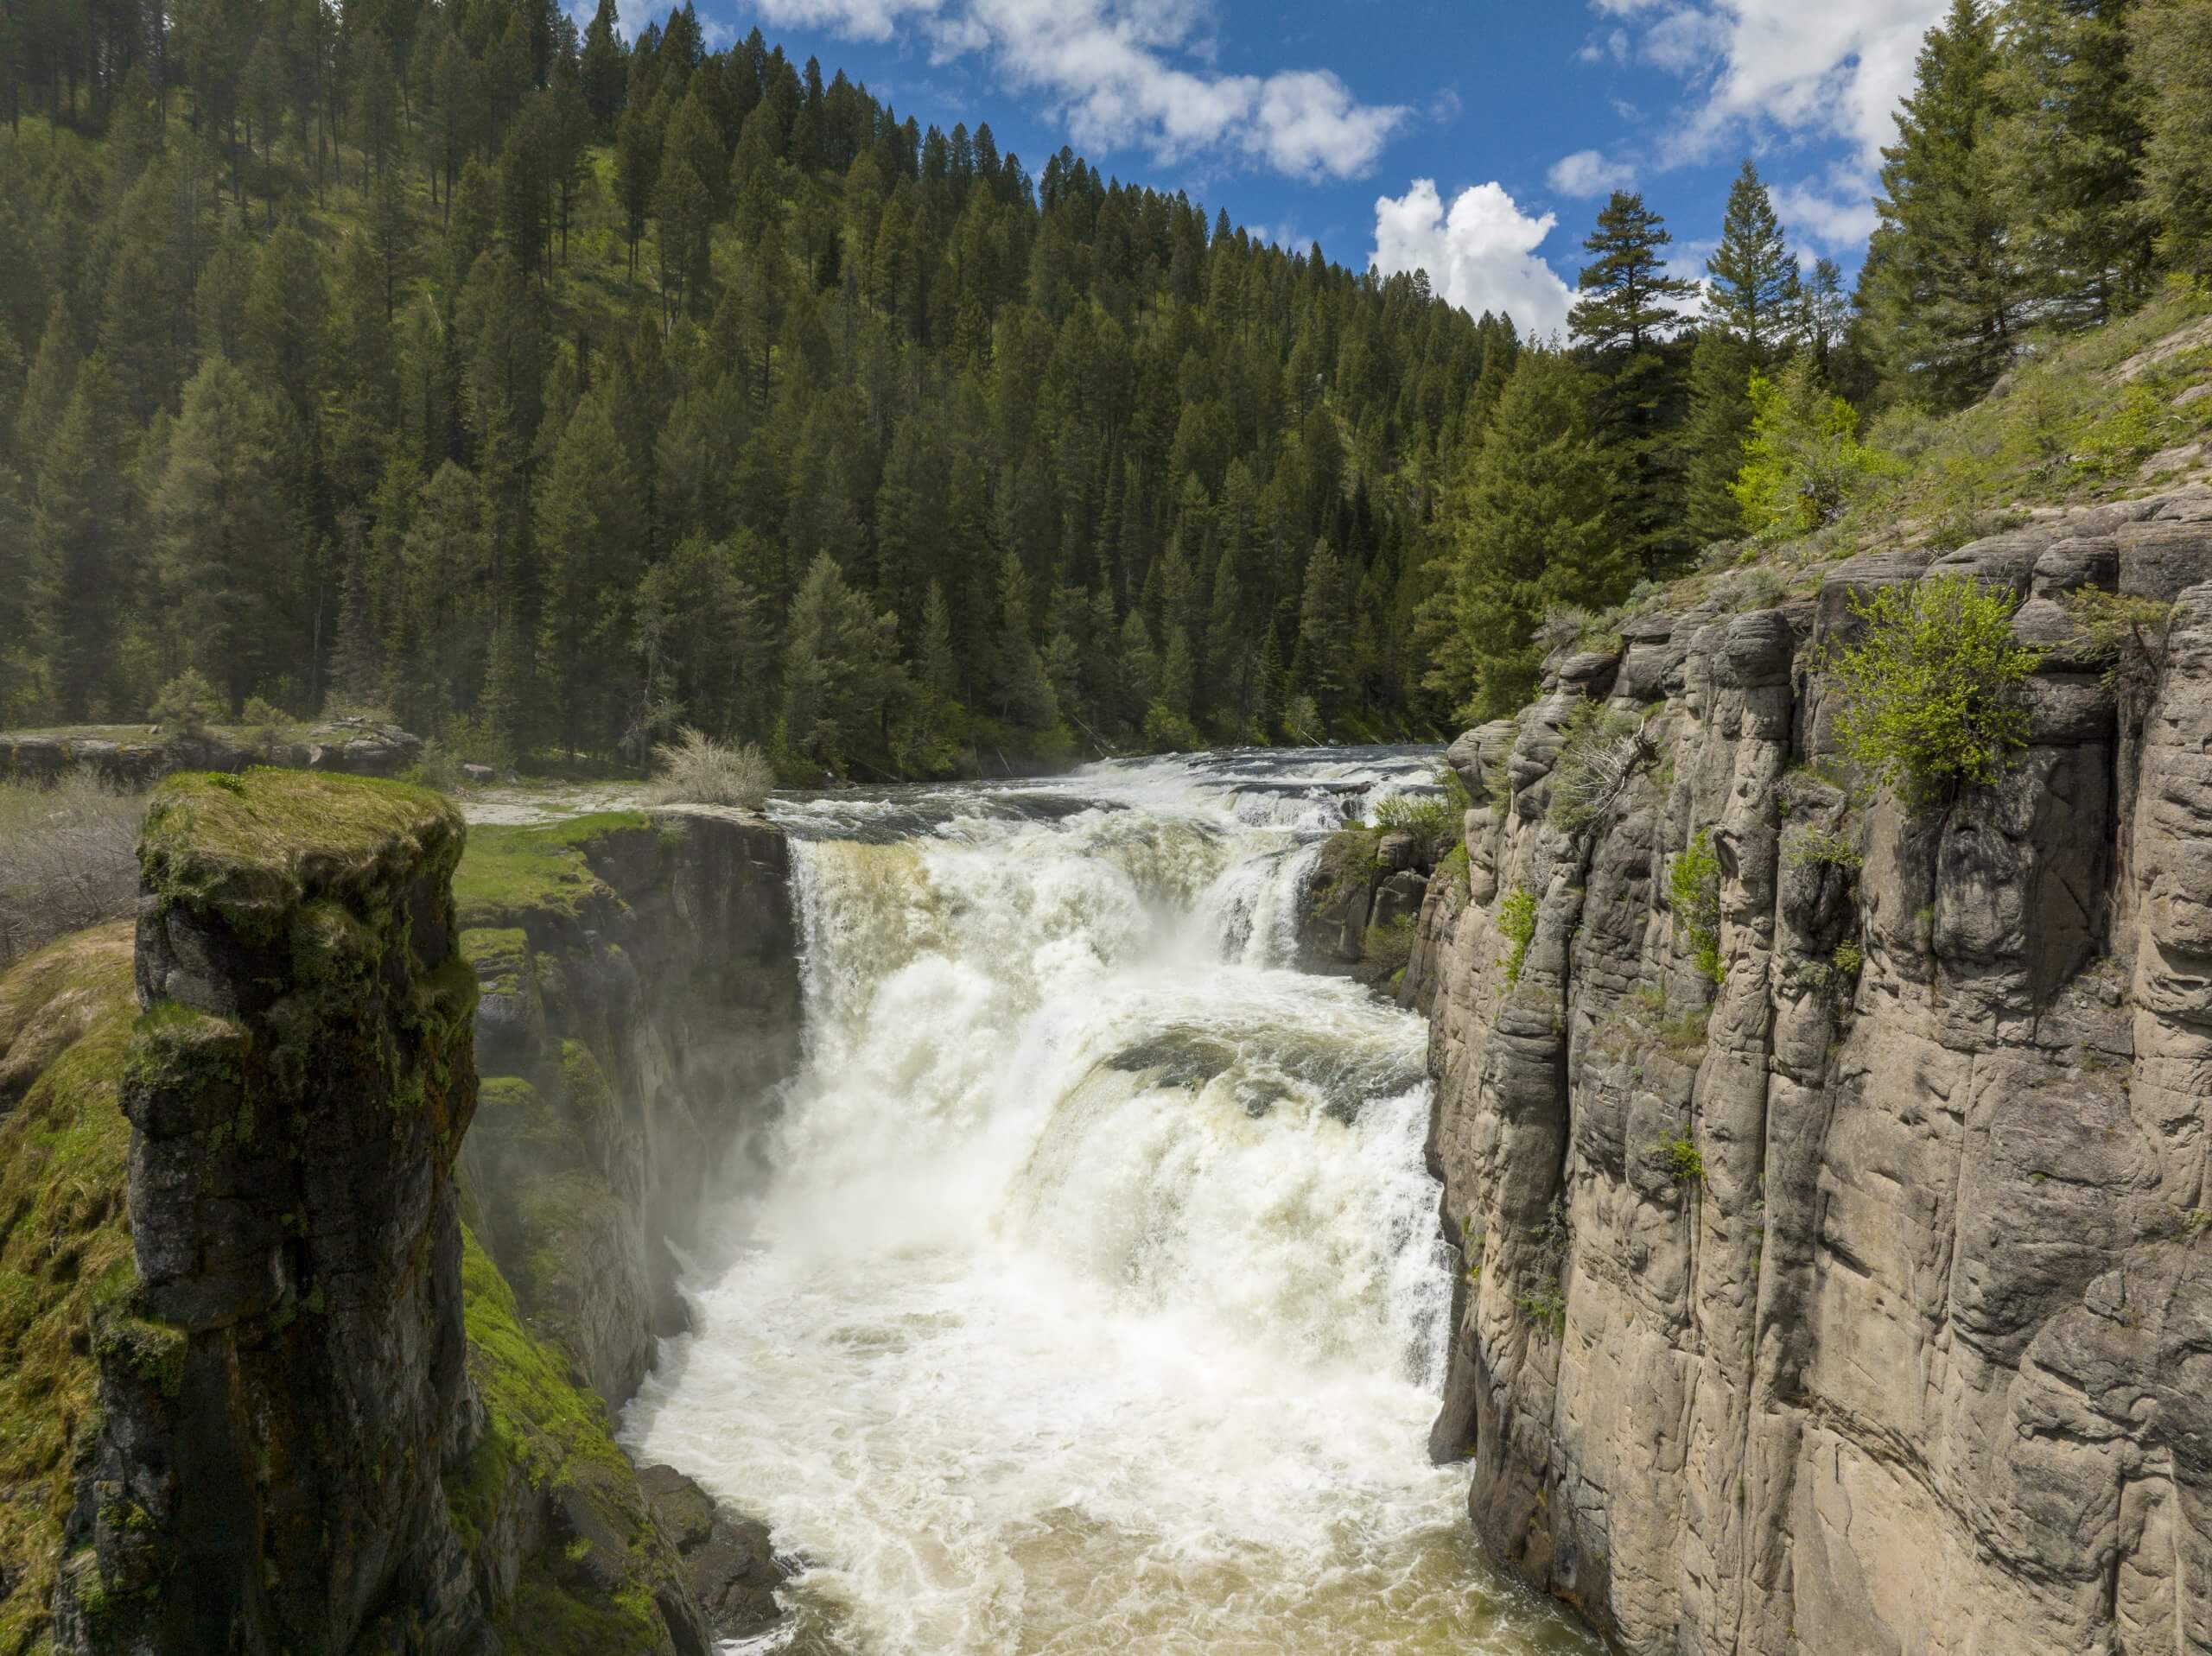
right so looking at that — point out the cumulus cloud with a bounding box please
[1370,179,1575,337]
[1598,0,1943,166]
[741,0,1406,180]
[1548,149,1635,197]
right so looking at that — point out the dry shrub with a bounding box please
[0,773,149,969]
[645,727,775,810]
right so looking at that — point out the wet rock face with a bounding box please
[637,1466,787,1640]
[1409,492,2212,1655]
[457,807,804,1412]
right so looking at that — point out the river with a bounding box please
[621,748,1601,1656]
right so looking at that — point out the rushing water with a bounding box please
[621,749,1601,1656]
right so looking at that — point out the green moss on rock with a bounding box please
[137,769,461,947]
[0,923,138,1656]
[447,1228,680,1654]
[452,815,651,932]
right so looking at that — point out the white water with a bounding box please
[622,750,1599,1655]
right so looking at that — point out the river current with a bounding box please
[621,748,1601,1656]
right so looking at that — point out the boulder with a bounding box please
[638,1465,788,1640]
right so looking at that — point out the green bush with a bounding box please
[1669,828,1725,985]
[1783,822,1862,871]
[1369,791,1458,860]
[1832,941,1864,976]
[1497,884,1537,986]
[149,669,223,738]
[1655,1136,1705,1184]
[1732,357,1896,536]
[1828,574,2042,804]
[1363,913,1417,973]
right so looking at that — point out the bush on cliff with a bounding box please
[646,727,774,811]
[1828,574,2042,804]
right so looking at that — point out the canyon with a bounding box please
[6,495,2212,1651]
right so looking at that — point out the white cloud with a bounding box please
[1370,179,1575,337]
[745,0,1406,180]
[747,0,944,42]
[1774,177,1879,252]
[1547,149,1634,197]
[1598,0,1943,166]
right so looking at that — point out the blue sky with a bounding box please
[625,0,1951,338]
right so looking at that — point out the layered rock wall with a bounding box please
[1411,488,2212,1654]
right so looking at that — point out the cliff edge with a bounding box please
[1411,490,2212,1653]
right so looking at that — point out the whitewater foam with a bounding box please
[622,748,1597,1654]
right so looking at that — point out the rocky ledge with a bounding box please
[2,719,425,790]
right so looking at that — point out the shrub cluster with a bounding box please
[645,727,776,810]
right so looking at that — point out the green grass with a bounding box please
[0,922,140,1656]
[1497,885,1537,986]
[138,769,461,946]
[451,814,652,931]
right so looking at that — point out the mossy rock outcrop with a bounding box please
[0,771,719,1656]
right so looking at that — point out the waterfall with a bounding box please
[622,749,1599,1655]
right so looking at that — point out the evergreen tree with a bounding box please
[1570,191,1694,576]
[1862,0,2022,409]
[1994,0,2153,327]
[1431,350,1624,720]
[582,0,627,133]
[1704,160,1797,358]
[1681,328,1757,545]
[154,357,286,712]
[2131,0,2212,279]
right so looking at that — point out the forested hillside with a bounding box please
[3,0,2209,776]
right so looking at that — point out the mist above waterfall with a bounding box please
[623,750,1598,1655]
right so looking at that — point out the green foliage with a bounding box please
[1732,358,1892,536]
[2132,0,2212,279]
[1669,828,1726,985]
[1547,700,1645,833]
[0,924,140,1654]
[1827,574,2043,803]
[1783,822,1864,872]
[2063,588,2173,695]
[1369,790,1458,861]
[149,669,224,737]
[1497,884,1538,986]
[1363,914,1418,974]
[1833,941,1865,976]
[1427,350,1629,720]
[1655,1135,1706,1185]
[1516,1287,1568,1339]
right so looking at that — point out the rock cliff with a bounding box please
[0,771,801,1655]
[1408,488,2212,1653]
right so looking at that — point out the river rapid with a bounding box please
[622,748,1601,1656]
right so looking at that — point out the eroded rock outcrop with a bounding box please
[7,771,728,1655]
[1411,487,2212,1654]
[2,719,425,790]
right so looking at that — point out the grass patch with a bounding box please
[138,770,461,947]
[1497,885,1537,986]
[0,923,139,1655]
[1669,829,1726,986]
[451,813,652,931]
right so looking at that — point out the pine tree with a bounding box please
[1994,0,2153,327]
[1681,328,1757,545]
[1862,0,2022,409]
[2131,0,2212,279]
[1433,350,1624,720]
[1570,192,1694,576]
[154,357,286,712]
[1705,160,1797,358]
[1297,541,1355,720]
[582,0,626,133]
